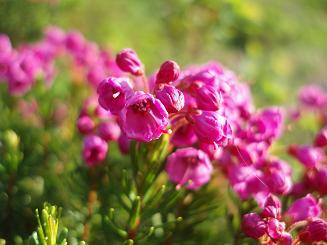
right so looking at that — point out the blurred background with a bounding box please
[1,0,326,106]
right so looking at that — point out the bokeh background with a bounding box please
[0,0,326,243]
[1,0,326,106]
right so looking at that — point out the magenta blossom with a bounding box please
[165,147,213,190]
[97,121,121,141]
[314,126,327,147]
[170,123,197,147]
[97,77,132,114]
[298,84,327,108]
[156,60,180,84]
[120,92,168,142]
[299,218,327,243]
[241,213,266,239]
[77,116,95,135]
[195,86,222,111]
[82,135,108,166]
[192,111,232,146]
[116,48,143,76]
[247,107,284,143]
[288,145,324,168]
[284,194,321,223]
[155,84,185,113]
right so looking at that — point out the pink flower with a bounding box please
[97,77,132,114]
[44,26,66,47]
[82,135,108,166]
[247,107,284,143]
[298,84,327,108]
[77,116,95,134]
[241,213,266,239]
[284,194,321,223]
[155,84,184,113]
[314,126,327,147]
[266,218,286,239]
[165,147,213,190]
[288,145,324,168]
[120,92,168,142]
[266,170,292,195]
[192,111,232,146]
[0,34,12,61]
[65,31,85,53]
[262,195,282,219]
[299,218,327,243]
[97,121,121,141]
[170,123,197,147]
[116,48,143,76]
[195,86,222,111]
[156,60,180,84]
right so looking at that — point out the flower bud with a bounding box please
[155,84,184,113]
[156,60,180,84]
[165,147,213,190]
[314,126,327,147]
[241,213,266,239]
[266,170,292,195]
[97,121,121,141]
[262,195,282,219]
[299,218,327,243]
[82,135,108,166]
[77,116,95,134]
[284,194,321,223]
[195,86,222,111]
[288,145,323,168]
[116,48,143,76]
[192,111,232,146]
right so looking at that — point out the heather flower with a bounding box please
[298,84,327,108]
[165,147,213,190]
[156,60,180,84]
[266,170,292,195]
[284,194,321,223]
[314,126,327,147]
[195,86,222,111]
[44,26,66,47]
[116,48,143,76]
[155,84,184,113]
[241,213,266,239]
[65,31,85,53]
[170,123,197,147]
[199,142,222,160]
[288,145,324,168]
[262,195,282,219]
[247,107,284,143]
[192,111,232,146]
[120,92,168,142]
[97,121,121,141]
[299,218,327,243]
[77,116,95,135]
[82,135,108,166]
[266,218,286,240]
[87,64,107,88]
[0,34,12,61]
[279,232,292,245]
[97,77,132,114]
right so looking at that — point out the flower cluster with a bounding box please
[242,194,326,244]
[0,26,120,96]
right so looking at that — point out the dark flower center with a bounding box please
[132,99,151,113]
